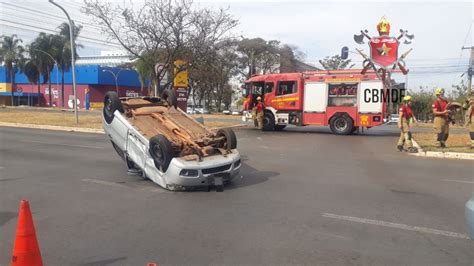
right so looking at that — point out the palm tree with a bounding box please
[30,33,59,106]
[0,34,25,105]
[57,23,82,107]
[22,59,40,106]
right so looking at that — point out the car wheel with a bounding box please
[262,112,275,131]
[161,89,177,108]
[216,128,237,150]
[329,115,353,135]
[149,134,174,172]
[103,91,124,124]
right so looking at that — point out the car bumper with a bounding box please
[465,195,474,239]
[145,150,241,190]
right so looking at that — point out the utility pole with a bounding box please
[49,0,78,124]
[462,46,474,96]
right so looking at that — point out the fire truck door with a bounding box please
[303,82,327,112]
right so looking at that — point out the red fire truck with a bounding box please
[242,69,388,135]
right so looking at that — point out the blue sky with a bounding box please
[1,0,472,91]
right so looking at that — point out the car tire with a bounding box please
[329,115,353,135]
[262,112,275,131]
[274,125,286,131]
[161,89,177,108]
[149,134,174,172]
[217,128,237,150]
[103,91,124,124]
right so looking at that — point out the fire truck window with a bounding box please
[252,82,264,95]
[277,81,297,96]
[264,83,274,94]
[328,83,358,107]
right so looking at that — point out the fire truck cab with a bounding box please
[242,70,386,135]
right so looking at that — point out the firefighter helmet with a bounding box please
[435,88,445,96]
[403,95,412,102]
[257,96,262,101]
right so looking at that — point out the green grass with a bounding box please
[413,132,473,153]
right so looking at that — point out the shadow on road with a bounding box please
[226,162,279,190]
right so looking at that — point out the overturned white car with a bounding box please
[102,91,241,191]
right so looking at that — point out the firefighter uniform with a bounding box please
[432,88,450,148]
[463,96,474,148]
[255,97,264,130]
[397,96,416,152]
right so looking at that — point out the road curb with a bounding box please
[0,122,104,134]
[210,124,249,130]
[410,139,474,160]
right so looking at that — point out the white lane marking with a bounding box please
[441,179,474,184]
[322,213,470,240]
[21,140,104,149]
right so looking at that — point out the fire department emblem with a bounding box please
[370,36,398,67]
[353,17,414,74]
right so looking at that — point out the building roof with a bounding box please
[0,65,146,88]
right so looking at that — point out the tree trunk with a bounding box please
[47,66,52,107]
[10,68,14,106]
[61,69,65,107]
[38,81,41,107]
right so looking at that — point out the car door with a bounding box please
[126,130,147,169]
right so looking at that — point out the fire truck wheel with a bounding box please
[330,115,354,135]
[103,91,124,124]
[274,125,286,131]
[149,134,174,172]
[263,112,275,131]
[161,89,177,108]
[217,128,237,150]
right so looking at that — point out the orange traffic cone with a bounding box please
[11,200,43,266]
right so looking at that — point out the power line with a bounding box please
[0,19,122,48]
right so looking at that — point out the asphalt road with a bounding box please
[0,125,473,265]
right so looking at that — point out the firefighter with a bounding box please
[432,88,450,148]
[463,96,474,149]
[255,96,264,129]
[397,95,418,152]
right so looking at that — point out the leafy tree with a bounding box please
[84,0,237,96]
[319,54,354,70]
[0,34,25,105]
[409,87,434,122]
[236,38,280,79]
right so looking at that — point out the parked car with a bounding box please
[186,107,197,114]
[388,114,399,124]
[102,91,241,191]
[196,107,209,114]
[466,194,474,239]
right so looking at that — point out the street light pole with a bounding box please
[49,0,78,124]
[33,49,59,107]
[102,69,123,94]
